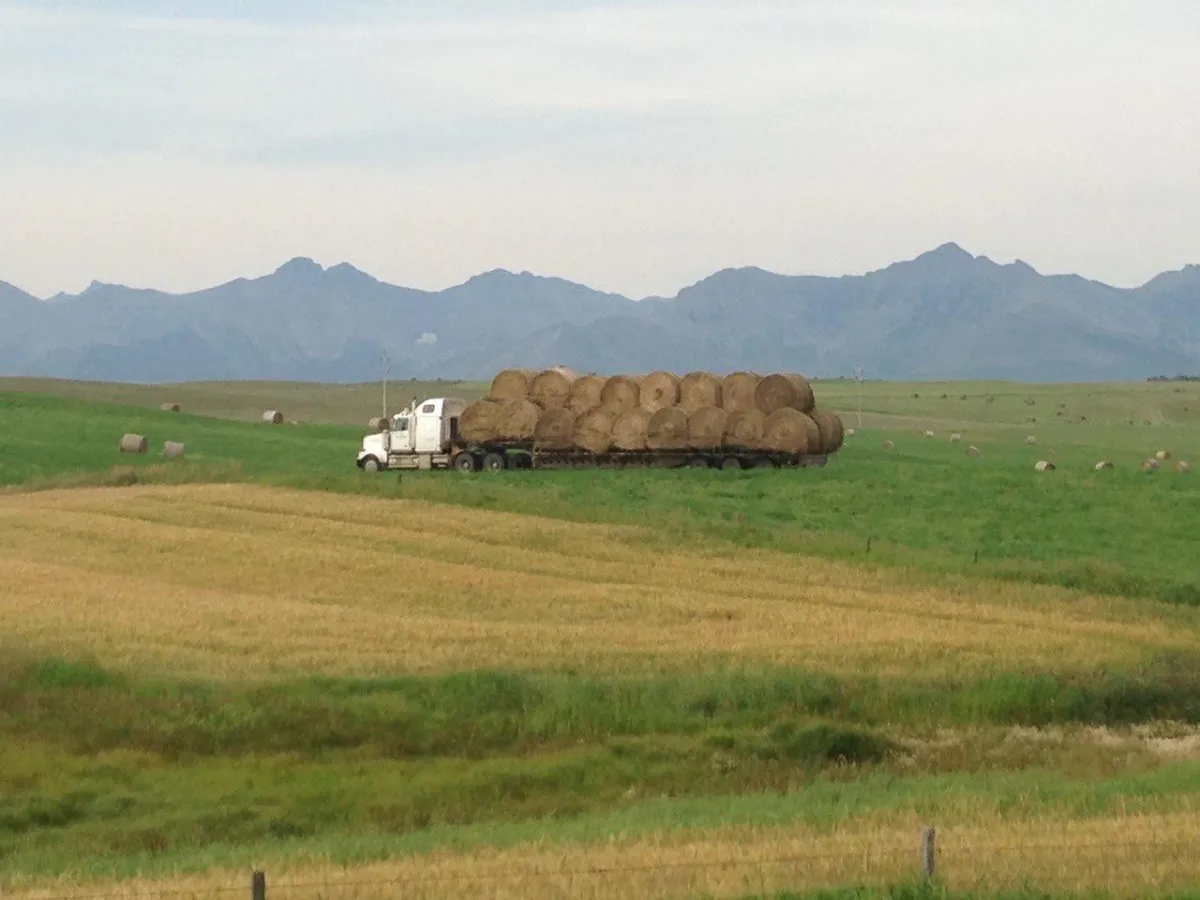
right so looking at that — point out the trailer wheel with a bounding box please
[720,457,742,471]
[688,456,709,468]
[453,452,478,473]
[753,457,775,469]
[361,456,382,473]
[482,451,506,472]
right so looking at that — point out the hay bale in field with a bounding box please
[567,374,605,414]
[1094,461,1114,471]
[686,406,727,449]
[533,407,577,450]
[924,430,935,438]
[459,399,503,444]
[846,428,856,437]
[600,375,643,414]
[1141,458,1161,473]
[497,399,541,441]
[679,371,722,412]
[882,440,896,451]
[163,441,186,460]
[529,367,579,409]
[760,408,814,454]
[646,406,689,450]
[262,410,284,425]
[966,445,980,457]
[1026,435,1037,445]
[574,408,616,453]
[725,409,766,449]
[1176,460,1191,474]
[611,408,651,451]
[639,371,681,413]
[950,433,963,443]
[118,433,148,454]
[160,402,180,413]
[1034,460,1056,472]
[367,417,389,432]
[1156,449,1172,461]
[754,373,815,414]
[720,372,761,414]
[490,369,536,402]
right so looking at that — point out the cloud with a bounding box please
[0,0,1198,299]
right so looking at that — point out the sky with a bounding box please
[1,0,1198,299]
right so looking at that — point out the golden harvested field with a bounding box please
[0,483,1194,679]
[9,808,1200,900]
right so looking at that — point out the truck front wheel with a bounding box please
[361,457,382,473]
[453,452,478,473]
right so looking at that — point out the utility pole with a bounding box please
[854,365,865,429]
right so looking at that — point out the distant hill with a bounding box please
[2,244,1198,382]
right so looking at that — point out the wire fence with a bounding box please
[8,829,1200,900]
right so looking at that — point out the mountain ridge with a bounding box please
[2,246,1197,383]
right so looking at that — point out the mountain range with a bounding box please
[2,243,1198,383]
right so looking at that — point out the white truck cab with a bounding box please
[357,397,468,471]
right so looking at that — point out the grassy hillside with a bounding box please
[2,381,1200,898]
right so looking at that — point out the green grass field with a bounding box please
[2,378,1200,898]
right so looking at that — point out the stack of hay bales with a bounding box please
[459,368,846,457]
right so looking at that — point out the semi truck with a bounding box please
[356,397,828,473]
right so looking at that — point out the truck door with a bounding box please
[414,403,443,452]
[390,417,414,454]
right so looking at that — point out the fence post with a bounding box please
[252,870,266,900]
[921,826,936,883]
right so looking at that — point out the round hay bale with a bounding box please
[761,408,812,454]
[163,441,186,460]
[1176,461,1191,474]
[966,445,981,457]
[574,407,615,453]
[567,374,605,414]
[497,399,540,441]
[721,372,761,415]
[367,417,389,432]
[118,433,148,454]
[754,374,815,415]
[490,369,536,402]
[611,408,651,451]
[639,371,681,413]
[459,400,503,444]
[846,428,856,437]
[679,371,721,412]
[724,409,766,449]
[1156,449,1172,461]
[600,375,643,414]
[1034,460,1056,472]
[529,367,579,409]
[950,433,963,443]
[262,410,284,425]
[686,406,727,449]
[924,430,935,438]
[882,440,896,451]
[1094,461,1114,471]
[534,407,577,450]
[1026,435,1037,445]
[160,402,180,413]
[646,406,689,450]
[810,409,843,453]
[1141,458,1161,472]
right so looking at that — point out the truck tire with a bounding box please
[453,452,478,473]
[688,456,709,468]
[720,457,742,471]
[361,456,382,473]
[753,457,775,469]
[482,451,506,472]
